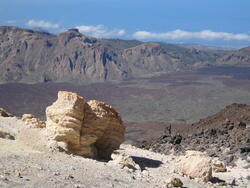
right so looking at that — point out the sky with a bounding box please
[1,0,250,46]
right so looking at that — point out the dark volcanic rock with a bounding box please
[137,103,250,165]
[169,135,182,145]
[237,122,246,129]
[240,145,250,153]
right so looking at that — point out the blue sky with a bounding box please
[1,0,250,46]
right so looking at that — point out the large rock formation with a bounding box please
[45,91,125,159]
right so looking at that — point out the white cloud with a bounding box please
[76,24,126,38]
[132,29,250,41]
[117,29,126,36]
[76,25,103,33]
[26,20,59,29]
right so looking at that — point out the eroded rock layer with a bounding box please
[45,91,125,159]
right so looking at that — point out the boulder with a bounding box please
[22,114,46,128]
[45,91,125,159]
[176,150,212,182]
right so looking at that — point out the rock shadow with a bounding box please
[210,177,226,184]
[0,130,15,140]
[131,156,163,170]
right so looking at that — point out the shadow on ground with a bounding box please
[131,156,163,170]
[210,177,226,184]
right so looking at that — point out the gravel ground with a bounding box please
[0,116,250,188]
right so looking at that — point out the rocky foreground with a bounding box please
[0,92,250,187]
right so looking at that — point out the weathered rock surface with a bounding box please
[82,100,125,158]
[46,91,85,151]
[176,151,212,182]
[22,114,46,128]
[46,91,125,159]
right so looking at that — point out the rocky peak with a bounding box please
[58,28,98,42]
[67,28,80,33]
[58,28,83,44]
[61,28,82,36]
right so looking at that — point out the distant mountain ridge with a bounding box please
[0,26,247,83]
[177,43,242,51]
[216,47,250,66]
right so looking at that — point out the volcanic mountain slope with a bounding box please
[139,103,250,166]
[177,43,241,51]
[185,103,250,133]
[0,26,226,83]
[217,46,250,66]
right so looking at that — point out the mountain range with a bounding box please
[2,26,249,84]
